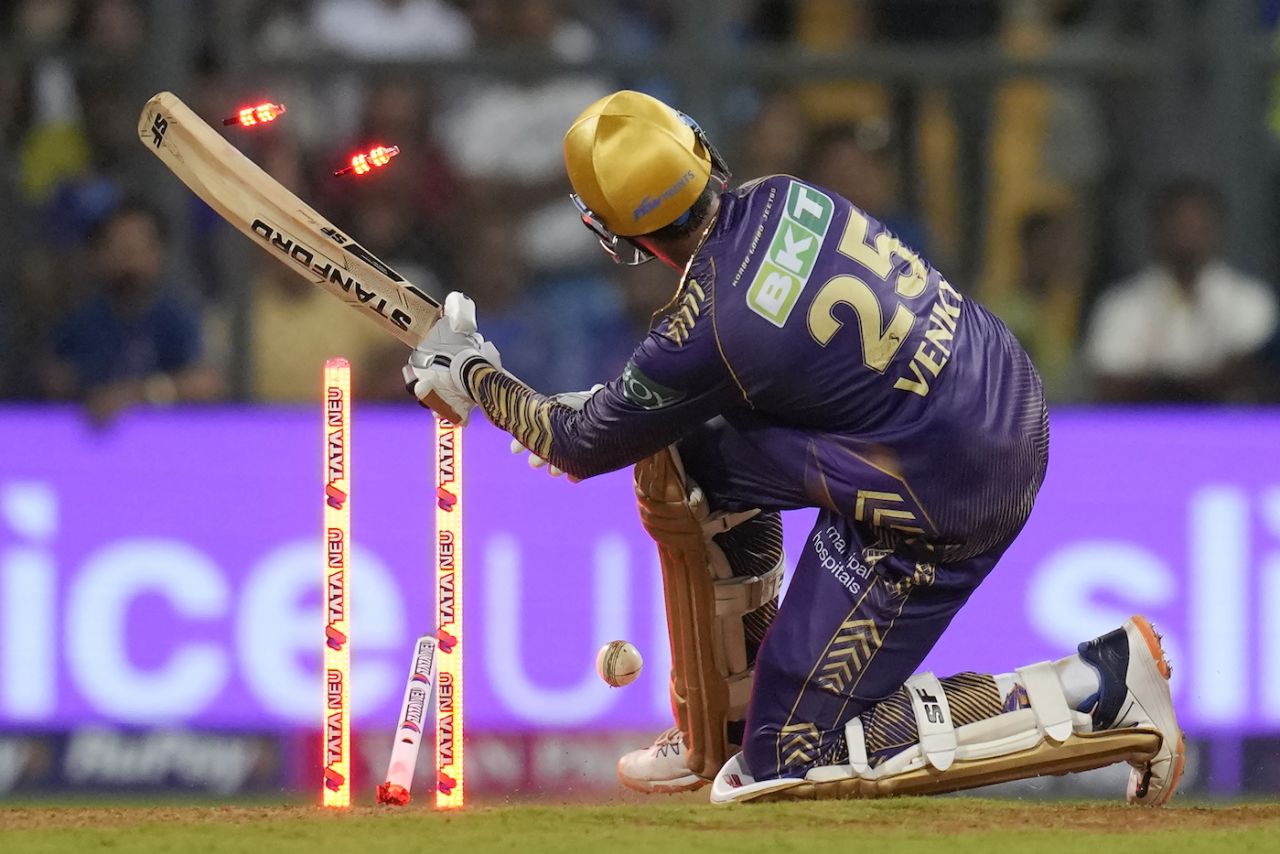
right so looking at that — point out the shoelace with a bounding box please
[653,726,684,758]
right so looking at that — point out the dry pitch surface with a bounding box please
[3,796,1279,854]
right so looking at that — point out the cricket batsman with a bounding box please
[402,91,1184,804]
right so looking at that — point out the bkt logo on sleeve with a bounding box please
[746,181,834,328]
[622,361,686,410]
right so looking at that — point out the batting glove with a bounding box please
[403,291,502,425]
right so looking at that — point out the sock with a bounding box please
[993,655,1102,714]
[1054,652,1102,712]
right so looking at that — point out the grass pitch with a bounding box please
[2,798,1278,853]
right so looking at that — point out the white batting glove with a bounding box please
[508,384,602,479]
[403,292,502,425]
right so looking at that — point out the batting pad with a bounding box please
[635,447,784,781]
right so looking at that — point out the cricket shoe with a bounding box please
[617,726,706,794]
[1078,615,1186,806]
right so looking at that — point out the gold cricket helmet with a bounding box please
[564,90,729,264]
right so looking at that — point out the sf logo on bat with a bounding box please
[150,113,169,147]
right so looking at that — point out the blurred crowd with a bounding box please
[1,0,1279,423]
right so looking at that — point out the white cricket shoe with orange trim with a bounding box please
[1077,615,1186,805]
[617,727,706,794]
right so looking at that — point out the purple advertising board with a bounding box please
[1,406,1278,738]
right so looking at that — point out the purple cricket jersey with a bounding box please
[532,176,1047,561]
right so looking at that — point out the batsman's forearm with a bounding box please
[463,361,561,462]
[462,361,677,480]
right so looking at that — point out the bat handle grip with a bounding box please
[422,390,465,425]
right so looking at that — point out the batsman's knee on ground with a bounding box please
[740,512,1002,781]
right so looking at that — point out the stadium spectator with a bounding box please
[782,0,888,124]
[14,0,78,50]
[440,0,609,273]
[40,200,221,422]
[82,0,146,59]
[40,74,140,252]
[989,205,1088,401]
[309,0,472,59]
[976,0,1108,302]
[249,262,398,403]
[430,0,628,392]
[738,90,811,181]
[1083,178,1278,403]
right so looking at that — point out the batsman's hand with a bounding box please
[403,291,502,426]
[508,384,602,480]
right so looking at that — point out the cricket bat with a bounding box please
[137,91,461,420]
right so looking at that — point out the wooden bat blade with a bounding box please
[139,92,466,422]
[137,91,441,349]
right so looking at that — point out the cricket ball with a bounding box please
[596,640,643,687]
